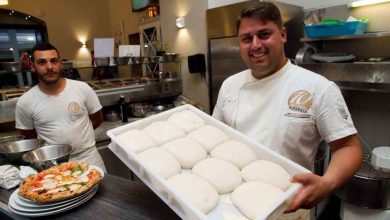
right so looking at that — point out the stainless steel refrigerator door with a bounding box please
[209,37,247,110]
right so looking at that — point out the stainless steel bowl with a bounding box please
[130,102,152,117]
[0,139,45,164]
[22,144,72,171]
[95,57,110,66]
[114,56,130,66]
[0,135,25,147]
[131,56,145,64]
[1,62,22,72]
[164,53,178,62]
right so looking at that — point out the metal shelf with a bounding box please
[300,32,390,42]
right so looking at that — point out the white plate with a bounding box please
[18,164,104,204]
[14,185,97,208]
[8,186,98,216]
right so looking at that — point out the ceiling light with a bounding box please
[349,0,390,7]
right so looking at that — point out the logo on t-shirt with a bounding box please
[67,102,81,114]
[288,90,312,113]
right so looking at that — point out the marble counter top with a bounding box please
[94,119,139,143]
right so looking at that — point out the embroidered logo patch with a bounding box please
[288,90,312,113]
[67,102,81,114]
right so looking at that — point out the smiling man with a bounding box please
[15,43,106,171]
[212,2,362,217]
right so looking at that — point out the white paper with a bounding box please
[94,38,114,57]
[119,45,140,57]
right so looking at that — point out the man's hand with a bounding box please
[284,173,332,213]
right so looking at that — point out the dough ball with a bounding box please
[192,158,242,194]
[137,147,181,179]
[187,125,229,152]
[116,129,156,153]
[167,110,205,133]
[241,160,291,191]
[168,173,219,213]
[143,121,185,145]
[231,181,284,219]
[161,137,207,169]
[210,140,257,169]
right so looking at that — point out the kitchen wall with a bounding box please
[1,0,143,66]
[160,0,210,113]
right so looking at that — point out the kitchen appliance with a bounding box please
[207,1,304,109]
[337,146,390,220]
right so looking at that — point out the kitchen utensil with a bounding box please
[164,53,178,62]
[131,56,145,64]
[311,53,356,63]
[1,62,22,73]
[130,102,152,117]
[22,144,72,171]
[0,139,45,164]
[105,110,120,122]
[0,135,25,148]
[295,46,316,64]
[114,56,130,66]
[94,57,110,66]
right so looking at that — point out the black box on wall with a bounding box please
[188,54,206,74]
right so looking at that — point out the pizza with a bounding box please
[18,161,103,203]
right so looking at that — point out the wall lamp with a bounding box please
[81,41,87,48]
[349,0,390,7]
[176,16,186,29]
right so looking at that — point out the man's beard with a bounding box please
[38,71,61,84]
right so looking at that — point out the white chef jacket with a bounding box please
[15,79,106,171]
[213,60,357,171]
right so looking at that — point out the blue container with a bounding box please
[304,21,368,38]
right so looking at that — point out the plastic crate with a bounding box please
[304,21,368,38]
[107,104,309,220]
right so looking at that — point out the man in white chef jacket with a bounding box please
[15,43,106,171]
[213,2,362,216]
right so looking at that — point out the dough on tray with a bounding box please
[168,173,219,214]
[231,181,284,219]
[210,140,257,169]
[187,125,229,152]
[241,160,291,191]
[116,129,156,153]
[137,147,181,179]
[192,158,242,194]
[143,121,185,145]
[161,137,207,169]
[166,110,205,133]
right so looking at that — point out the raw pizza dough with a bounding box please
[192,158,242,194]
[166,110,205,133]
[231,181,284,219]
[137,147,181,179]
[210,140,257,169]
[161,137,207,169]
[116,129,156,153]
[167,173,219,213]
[187,125,229,152]
[241,160,292,191]
[143,121,185,145]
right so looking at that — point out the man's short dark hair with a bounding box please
[236,2,283,33]
[31,43,60,61]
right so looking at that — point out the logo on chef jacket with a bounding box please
[288,90,312,113]
[67,102,81,114]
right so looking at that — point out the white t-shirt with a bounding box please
[213,60,357,171]
[15,79,105,170]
